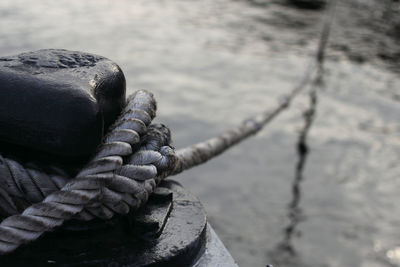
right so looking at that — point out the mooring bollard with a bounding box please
[0,49,236,266]
[1,179,232,266]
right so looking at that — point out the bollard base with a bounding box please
[193,224,238,267]
[1,180,208,266]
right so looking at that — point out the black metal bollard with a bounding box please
[1,180,209,266]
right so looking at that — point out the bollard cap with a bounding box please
[0,49,126,160]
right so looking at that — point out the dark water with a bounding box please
[0,0,399,266]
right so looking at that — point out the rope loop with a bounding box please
[0,90,178,254]
[0,0,335,251]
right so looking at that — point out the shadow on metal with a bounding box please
[1,180,207,267]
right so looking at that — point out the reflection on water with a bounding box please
[0,0,399,266]
[270,60,321,266]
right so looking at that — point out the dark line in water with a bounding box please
[266,1,334,265]
[271,86,318,266]
[269,35,325,267]
[288,86,318,249]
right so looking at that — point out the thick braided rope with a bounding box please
[0,125,174,221]
[0,2,336,253]
[170,0,336,176]
[0,90,176,254]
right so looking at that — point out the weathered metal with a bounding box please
[1,180,209,267]
[0,49,126,160]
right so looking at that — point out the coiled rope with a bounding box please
[0,90,177,254]
[0,0,335,255]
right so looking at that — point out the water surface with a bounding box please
[0,1,399,266]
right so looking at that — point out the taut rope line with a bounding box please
[171,0,336,175]
[0,1,335,255]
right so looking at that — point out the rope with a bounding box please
[171,0,336,175]
[0,90,177,254]
[0,1,336,255]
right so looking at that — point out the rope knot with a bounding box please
[0,90,177,254]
